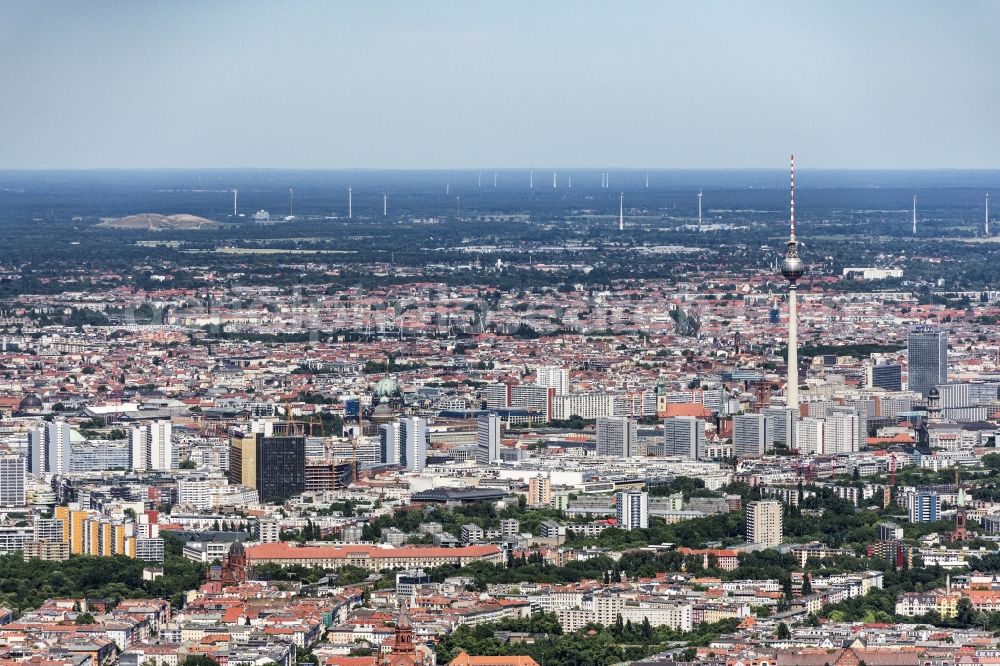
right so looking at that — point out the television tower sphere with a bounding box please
[781,249,805,283]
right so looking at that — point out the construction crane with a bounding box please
[350,438,360,483]
[309,414,325,437]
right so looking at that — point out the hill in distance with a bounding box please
[96,213,222,230]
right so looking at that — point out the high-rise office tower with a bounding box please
[732,413,767,459]
[0,453,26,507]
[379,423,401,465]
[254,434,306,502]
[780,155,805,412]
[476,415,501,464]
[229,432,306,501]
[616,491,649,531]
[662,416,705,460]
[28,420,72,476]
[535,366,570,395]
[596,416,638,457]
[746,500,783,547]
[871,363,903,391]
[907,327,948,398]
[399,417,427,471]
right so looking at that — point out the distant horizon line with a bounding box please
[2,166,1000,173]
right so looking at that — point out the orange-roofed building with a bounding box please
[658,403,713,419]
[448,653,540,666]
[325,658,378,666]
[677,547,740,571]
[247,542,503,570]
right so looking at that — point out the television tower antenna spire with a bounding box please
[986,193,990,237]
[697,191,703,229]
[780,154,805,411]
[232,189,238,216]
[383,193,387,217]
[912,195,917,235]
[619,192,624,232]
[288,188,293,217]
[348,187,352,219]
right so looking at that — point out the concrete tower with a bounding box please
[619,192,624,232]
[780,155,805,411]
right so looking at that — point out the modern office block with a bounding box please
[908,327,948,398]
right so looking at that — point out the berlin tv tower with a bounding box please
[780,155,805,411]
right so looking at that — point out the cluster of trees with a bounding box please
[0,534,204,614]
[434,612,740,666]
[819,564,946,624]
[361,498,565,543]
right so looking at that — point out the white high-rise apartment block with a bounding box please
[130,421,174,471]
[28,420,72,476]
[476,415,501,464]
[399,417,427,471]
[823,412,859,455]
[552,393,614,420]
[732,413,766,459]
[746,500,783,547]
[484,383,510,409]
[662,416,705,460]
[0,453,26,507]
[616,491,648,530]
[763,406,798,451]
[795,417,825,456]
[129,426,148,471]
[596,416,638,457]
[379,423,400,465]
[535,366,570,395]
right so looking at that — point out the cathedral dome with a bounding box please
[18,393,43,412]
[373,377,402,399]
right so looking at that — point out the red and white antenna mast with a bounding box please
[789,154,796,240]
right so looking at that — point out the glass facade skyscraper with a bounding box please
[907,328,948,398]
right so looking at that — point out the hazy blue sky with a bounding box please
[2,1,998,169]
